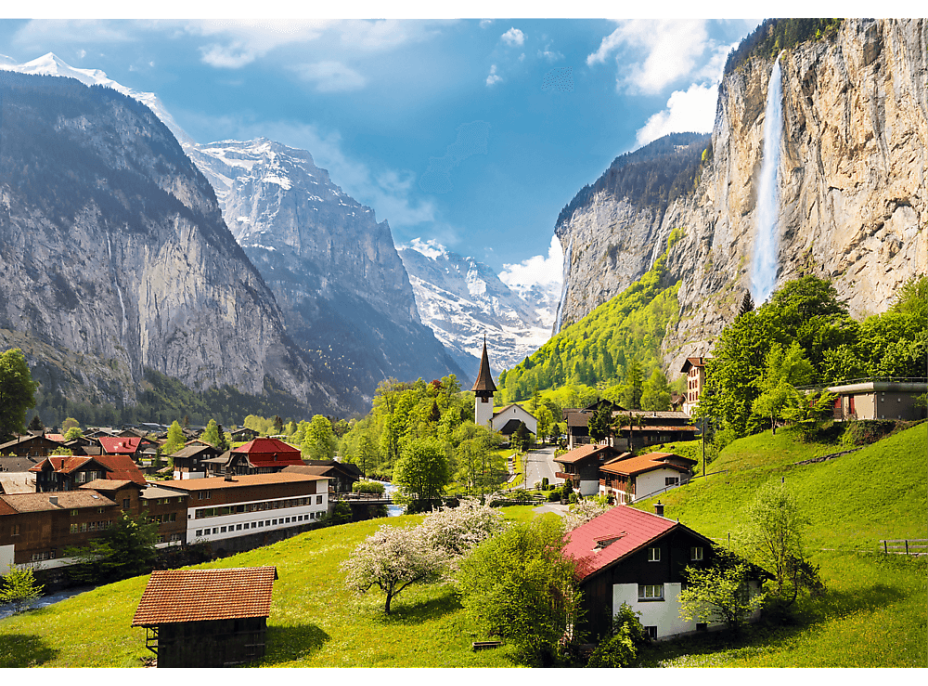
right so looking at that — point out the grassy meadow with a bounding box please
[1,423,925,668]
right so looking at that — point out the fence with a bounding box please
[879,539,928,556]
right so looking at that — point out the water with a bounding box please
[371,480,405,517]
[751,54,785,305]
[0,585,93,620]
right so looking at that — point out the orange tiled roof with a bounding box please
[131,567,278,626]
[553,443,618,465]
[599,452,693,477]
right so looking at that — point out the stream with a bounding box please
[0,584,94,620]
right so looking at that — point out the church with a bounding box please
[471,337,538,439]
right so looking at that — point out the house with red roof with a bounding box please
[98,436,157,461]
[599,452,697,504]
[202,437,304,477]
[29,454,147,492]
[563,505,761,640]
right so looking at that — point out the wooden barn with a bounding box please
[132,566,278,668]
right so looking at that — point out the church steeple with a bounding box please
[472,335,496,428]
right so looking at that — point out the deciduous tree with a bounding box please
[678,549,765,633]
[0,565,44,615]
[0,349,38,442]
[393,437,450,511]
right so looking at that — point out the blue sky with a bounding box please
[0,4,869,296]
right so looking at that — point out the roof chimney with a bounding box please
[654,500,664,517]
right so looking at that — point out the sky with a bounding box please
[0,3,876,301]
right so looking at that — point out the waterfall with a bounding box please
[750,54,784,304]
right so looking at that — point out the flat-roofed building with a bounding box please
[826,380,928,421]
[156,473,329,545]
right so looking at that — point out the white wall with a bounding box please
[0,544,14,576]
[634,468,685,502]
[613,582,714,639]
[491,405,537,435]
[579,479,600,497]
[475,396,495,429]
[174,470,205,480]
[186,493,329,544]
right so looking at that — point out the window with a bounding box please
[11,524,20,537]
[639,585,664,601]
[648,547,660,562]
[122,499,130,509]
[80,522,87,533]
[644,626,658,640]
[220,526,227,533]
[665,477,679,486]
[690,546,704,561]
[70,509,78,516]
[196,530,203,537]
[316,495,323,505]
[70,523,78,534]
[198,491,211,500]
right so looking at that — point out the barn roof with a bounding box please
[563,506,694,581]
[131,567,278,626]
[232,438,303,468]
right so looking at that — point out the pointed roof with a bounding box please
[471,336,497,393]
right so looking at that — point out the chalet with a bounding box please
[284,460,362,494]
[98,436,157,462]
[490,404,538,440]
[598,452,696,504]
[554,444,625,496]
[613,411,699,451]
[0,456,43,494]
[169,443,222,480]
[29,454,147,492]
[231,427,260,443]
[0,490,118,572]
[0,434,63,459]
[155,472,329,545]
[563,400,624,449]
[202,438,304,477]
[826,380,928,422]
[681,357,707,416]
[563,505,763,640]
[78,480,188,548]
[132,566,277,668]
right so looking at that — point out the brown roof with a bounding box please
[471,338,497,393]
[0,499,18,516]
[79,479,139,492]
[282,465,335,478]
[153,472,328,492]
[614,424,699,433]
[0,490,116,513]
[680,356,706,373]
[554,443,620,465]
[599,452,694,477]
[566,411,591,428]
[131,567,278,626]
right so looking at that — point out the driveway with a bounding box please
[523,445,561,490]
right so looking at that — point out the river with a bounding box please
[0,584,94,620]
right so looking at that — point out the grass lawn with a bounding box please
[633,422,928,668]
[0,506,545,668]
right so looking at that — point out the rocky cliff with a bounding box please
[187,139,466,410]
[398,243,555,375]
[554,18,927,378]
[0,72,336,417]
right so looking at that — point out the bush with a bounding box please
[587,603,648,668]
[841,420,900,447]
[352,480,385,496]
[547,487,562,502]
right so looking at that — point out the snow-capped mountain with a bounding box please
[398,240,556,375]
[0,52,195,147]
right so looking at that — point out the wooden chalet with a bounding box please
[563,400,624,449]
[169,443,222,480]
[284,460,362,494]
[98,436,157,462]
[614,411,699,451]
[563,505,764,640]
[553,443,626,496]
[132,567,278,668]
[598,452,696,504]
[203,438,304,477]
[0,433,64,459]
[29,454,147,492]
[231,427,260,443]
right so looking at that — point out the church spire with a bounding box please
[472,335,497,394]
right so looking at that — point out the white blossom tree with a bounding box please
[419,498,507,575]
[563,496,611,531]
[341,524,444,614]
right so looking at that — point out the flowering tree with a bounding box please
[341,524,444,614]
[563,496,611,531]
[419,498,506,574]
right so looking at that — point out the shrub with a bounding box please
[352,480,385,496]
[587,603,648,668]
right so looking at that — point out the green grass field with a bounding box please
[1,424,925,668]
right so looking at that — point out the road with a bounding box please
[522,446,562,489]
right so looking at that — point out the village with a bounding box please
[2,337,925,667]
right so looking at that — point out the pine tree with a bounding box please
[738,291,755,318]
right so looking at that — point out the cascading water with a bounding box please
[553,238,572,334]
[750,53,784,304]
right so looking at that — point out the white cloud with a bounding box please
[406,237,448,260]
[587,19,711,95]
[501,27,525,47]
[293,61,366,92]
[539,44,563,62]
[480,20,493,29]
[486,64,502,86]
[499,235,564,299]
[635,82,720,147]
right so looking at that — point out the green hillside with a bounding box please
[498,228,684,402]
[635,422,928,667]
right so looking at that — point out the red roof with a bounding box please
[132,567,278,626]
[233,437,303,469]
[99,436,142,455]
[563,506,679,581]
[27,454,146,485]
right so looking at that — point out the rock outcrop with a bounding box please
[187,139,466,410]
[553,19,927,378]
[0,72,335,415]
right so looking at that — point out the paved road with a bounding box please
[523,446,561,489]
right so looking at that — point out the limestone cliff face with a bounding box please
[187,139,466,409]
[555,19,927,378]
[0,72,334,412]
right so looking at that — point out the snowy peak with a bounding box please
[0,52,195,147]
[399,241,555,374]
